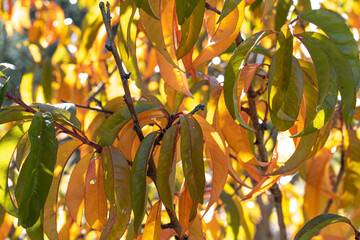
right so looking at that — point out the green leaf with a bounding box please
[269,56,303,131]
[18,112,58,228]
[217,0,242,24]
[98,102,161,146]
[176,0,200,25]
[268,26,303,131]
[157,125,179,214]
[297,9,360,93]
[101,146,132,239]
[26,214,44,240]
[224,30,273,130]
[40,61,53,103]
[294,214,356,240]
[130,131,157,235]
[0,63,22,89]
[0,204,5,226]
[176,0,205,59]
[140,0,159,19]
[31,103,81,130]
[292,38,335,137]
[275,0,292,31]
[180,114,205,217]
[300,32,355,127]
[0,122,30,216]
[0,76,9,108]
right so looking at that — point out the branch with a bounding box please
[99,2,186,239]
[205,2,221,15]
[99,2,144,141]
[247,85,287,240]
[61,100,114,114]
[6,92,102,152]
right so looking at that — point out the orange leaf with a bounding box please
[85,157,108,230]
[193,115,228,216]
[179,182,196,235]
[192,0,245,68]
[188,214,204,239]
[304,148,332,219]
[159,228,177,240]
[142,201,162,240]
[44,140,82,239]
[66,152,94,225]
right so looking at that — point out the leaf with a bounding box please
[98,102,161,146]
[294,214,356,240]
[299,32,355,127]
[220,186,241,239]
[297,9,360,93]
[157,125,179,214]
[176,0,205,59]
[131,131,158,235]
[193,115,228,215]
[84,157,108,230]
[40,60,53,103]
[268,25,303,131]
[261,0,276,21]
[142,200,162,240]
[18,112,58,228]
[26,214,44,240]
[140,0,159,20]
[178,182,196,234]
[31,103,82,130]
[274,0,292,31]
[100,146,131,240]
[0,122,30,216]
[118,0,150,93]
[340,129,360,208]
[0,63,22,89]
[43,140,82,240]
[65,152,94,225]
[0,76,9,108]
[139,0,176,67]
[192,0,245,68]
[224,30,273,129]
[217,0,242,23]
[0,107,34,125]
[292,37,334,137]
[176,0,200,25]
[180,114,205,219]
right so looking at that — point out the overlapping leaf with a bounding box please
[44,140,82,240]
[180,114,205,219]
[142,200,162,240]
[130,131,158,235]
[18,112,58,228]
[101,146,132,239]
[98,102,161,146]
[0,122,30,217]
[224,30,273,130]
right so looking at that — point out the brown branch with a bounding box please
[99,2,144,141]
[5,92,102,152]
[247,85,287,240]
[205,2,221,15]
[99,2,186,239]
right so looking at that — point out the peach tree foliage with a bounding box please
[0,0,360,239]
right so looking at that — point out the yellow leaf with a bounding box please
[84,156,108,230]
[44,140,82,240]
[179,182,196,235]
[142,201,162,240]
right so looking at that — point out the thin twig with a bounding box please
[6,92,102,152]
[87,81,105,104]
[99,2,144,141]
[205,2,221,15]
[61,100,114,114]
